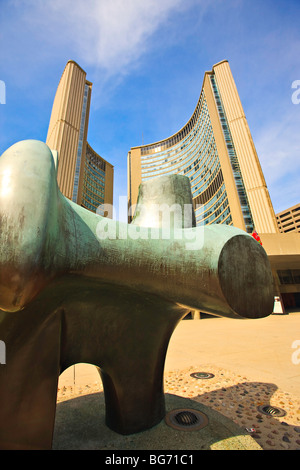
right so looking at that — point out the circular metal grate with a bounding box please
[257,405,286,417]
[190,372,215,379]
[165,408,209,431]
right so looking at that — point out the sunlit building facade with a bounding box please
[128,60,278,234]
[276,203,300,234]
[82,143,114,213]
[128,60,300,310]
[46,60,113,213]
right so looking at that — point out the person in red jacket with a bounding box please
[252,230,262,245]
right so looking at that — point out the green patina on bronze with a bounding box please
[0,140,274,449]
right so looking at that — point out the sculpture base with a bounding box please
[52,393,262,450]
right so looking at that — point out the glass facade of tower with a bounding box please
[81,143,106,212]
[139,87,233,227]
[72,83,89,204]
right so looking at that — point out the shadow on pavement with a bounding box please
[52,379,300,450]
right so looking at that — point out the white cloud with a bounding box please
[0,0,202,106]
[12,0,194,75]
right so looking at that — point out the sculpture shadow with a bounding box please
[190,380,299,450]
[52,389,249,451]
[52,378,299,450]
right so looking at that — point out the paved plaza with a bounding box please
[55,310,300,450]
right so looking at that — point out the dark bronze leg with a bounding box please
[100,354,166,435]
[97,303,186,435]
[0,310,61,449]
[55,281,188,436]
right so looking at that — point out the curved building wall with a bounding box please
[139,91,233,228]
[81,143,114,213]
[128,60,279,234]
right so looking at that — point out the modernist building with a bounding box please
[276,203,300,233]
[128,60,300,309]
[128,60,278,234]
[46,60,113,213]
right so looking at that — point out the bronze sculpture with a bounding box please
[0,140,274,449]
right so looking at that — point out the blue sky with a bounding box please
[0,0,299,221]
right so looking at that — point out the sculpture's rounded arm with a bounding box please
[0,140,61,311]
[0,140,274,319]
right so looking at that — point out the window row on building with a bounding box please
[135,83,234,228]
[276,203,300,233]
